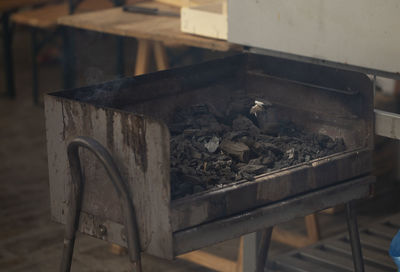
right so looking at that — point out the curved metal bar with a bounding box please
[60,136,142,272]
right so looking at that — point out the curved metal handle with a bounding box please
[60,136,142,272]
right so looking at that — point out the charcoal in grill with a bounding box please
[170,102,346,199]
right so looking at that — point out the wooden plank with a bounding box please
[275,254,334,272]
[326,238,397,270]
[134,39,152,75]
[236,237,243,272]
[178,250,238,272]
[302,246,385,272]
[305,214,320,242]
[155,0,221,7]
[300,247,353,271]
[153,41,169,71]
[358,231,391,251]
[367,224,398,239]
[272,228,316,248]
[155,0,190,7]
[57,1,240,52]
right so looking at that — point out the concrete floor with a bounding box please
[1,27,400,272]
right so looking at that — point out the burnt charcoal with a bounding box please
[225,96,254,119]
[239,164,269,175]
[193,185,206,193]
[224,131,249,141]
[169,100,347,200]
[253,142,282,157]
[232,115,260,135]
[220,139,250,162]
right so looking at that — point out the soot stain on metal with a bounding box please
[105,110,114,150]
[120,113,148,172]
[63,100,77,137]
[80,103,93,135]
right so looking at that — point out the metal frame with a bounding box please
[249,47,400,143]
[345,201,365,272]
[173,177,373,272]
[61,136,142,272]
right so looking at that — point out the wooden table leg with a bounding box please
[134,39,152,76]
[178,250,238,272]
[271,213,320,248]
[305,213,320,242]
[236,237,244,272]
[153,41,169,71]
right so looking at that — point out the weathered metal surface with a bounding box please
[173,176,374,255]
[61,137,142,272]
[44,96,173,259]
[171,149,372,231]
[45,53,374,260]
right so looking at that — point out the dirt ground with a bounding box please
[1,27,400,272]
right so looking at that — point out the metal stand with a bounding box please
[1,12,16,98]
[256,227,273,272]
[346,201,365,272]
[61,136,142,272]
[243,200,366,272]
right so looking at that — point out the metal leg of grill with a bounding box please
[2,12,16,98]
[60,136,142,272]
[243,227,273,272]
[346,200,365,272]
[256,227,273,272]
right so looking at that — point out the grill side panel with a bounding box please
[44,95,174,259]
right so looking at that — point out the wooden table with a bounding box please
[57,1,241,78]
[1,0,54,98]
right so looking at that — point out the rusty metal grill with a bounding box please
[45,53,374,262]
